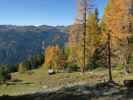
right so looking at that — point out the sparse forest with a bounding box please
[0,0,133,100]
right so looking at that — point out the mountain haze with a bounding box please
[0,25,68,64]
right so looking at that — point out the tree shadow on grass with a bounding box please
[0,82,133,100]
[5,79,33,85]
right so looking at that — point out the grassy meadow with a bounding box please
[0,65,132,96]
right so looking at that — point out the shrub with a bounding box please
[64,63,79,73]
[0,65,11,83]
[18,61,30,74]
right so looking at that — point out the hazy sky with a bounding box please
[0,0,108,26]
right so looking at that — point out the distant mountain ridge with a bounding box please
[0,25,67,32]
[0,25,68,64]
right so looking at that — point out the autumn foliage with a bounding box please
[43,0,133,74]
[45,45,60,69]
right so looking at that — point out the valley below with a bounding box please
[0,25,67,64]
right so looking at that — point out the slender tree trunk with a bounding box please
[107,32,113,81]
[82,5,86,73]
[77,0,92,73]
[83,0,88,73]
[124,64,129,75]
[124,37,130,75]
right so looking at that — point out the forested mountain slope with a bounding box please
[0,25,68,64]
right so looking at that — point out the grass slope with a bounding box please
[0,65,133,96]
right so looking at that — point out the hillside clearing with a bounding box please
[0,66,132,96]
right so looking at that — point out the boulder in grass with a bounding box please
[124,80,133,88]
[48,69,55,75]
